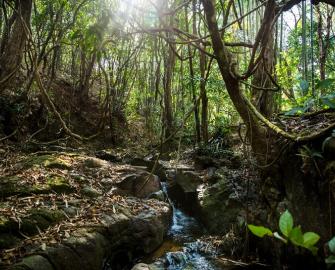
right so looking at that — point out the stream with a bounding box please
[142,182,228,270]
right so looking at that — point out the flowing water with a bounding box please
[144,182,229,270]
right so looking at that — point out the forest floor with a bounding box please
[0,147,173,268]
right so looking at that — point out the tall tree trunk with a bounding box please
[162,2,175,139]
[317,5,334,85]
[201,0,268,160]
[199,47,209,142]
[78,50,97,104]
[251,29,276,118]
[186,2,201,143]
[0,0,33,90]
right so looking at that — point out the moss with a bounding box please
[20,215,50,235]
[29,209,65,223]
[47,175,74,194]
[23,155,72,170]
[0,176,34,198]
[44,157,72,170]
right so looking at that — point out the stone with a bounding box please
[46,175,74,193]
[81,185,101,198]
[117,172,161,198]
[95,150,121,162]
[148,190,166,201]
[12,255,54,270]
[200,179,244,234]
[44,157,72,170]
[131,263,151,270]
[23,155,71,170]
[174,171,202,193]
[84,157,108,168]
[322,133,335,160]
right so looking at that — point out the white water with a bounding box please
[155,182,227,270]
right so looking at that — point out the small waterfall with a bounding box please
[156,182,226,270]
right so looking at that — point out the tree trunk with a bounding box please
[200,47,209,142]
[0,0,33,90]
[201,0,268,160]
[251,27,276,118]
[162,2,175,139]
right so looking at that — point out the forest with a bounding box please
[1,0,335,269]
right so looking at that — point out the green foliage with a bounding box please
[326,237,335,266]
[247,225,273,238]
[248,210,320,255]
[279,210,294,237]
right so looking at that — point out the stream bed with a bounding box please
[141,182,229,270]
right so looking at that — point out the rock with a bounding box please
[46,175,74,193]
[95,150,122,162]
[148,190,166,201]
[194,155,220,170]
[62,206,78,217]
[10,255,54,270]
[23,155,72,170]
[200,178,244,234]
[100,177,114,189]
[10,200,171,270]
[131,263,151,270]
[128,157,167,181]
[44,158,72,170]
[174,171,202,193]
[84,157,108,168]
[117,172,161,198]
[81,185,101,198]
[166,251,188,269]
[322,132,335,160]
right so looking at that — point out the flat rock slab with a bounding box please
[4,200,171,270]
[0,152,172,270]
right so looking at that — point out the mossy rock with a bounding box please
[12,209,65,236]
[47,175,74,194]
[0,174,71,198]
[0,233,20,249]
[23,155,72,170]
[0,176,35,198]
[201,179,243,234]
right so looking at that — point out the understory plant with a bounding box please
[248,210,320,255]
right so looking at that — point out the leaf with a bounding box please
[326,255,335,265]
[321,95,335,109]
[284,107,304,116]
[328,237,335,254]
[279,210,294,237]
[300,80,309,96]
[316,79,335,90]
[303,232,320,247]
[248,224,273,238]
[289,226,304,246]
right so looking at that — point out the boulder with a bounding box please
[174,171,202,193]
[148,190,166,201]
[83,157,108,168]
[117,172,160,198]
[81,185,101,198]
[200,178,244,234]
